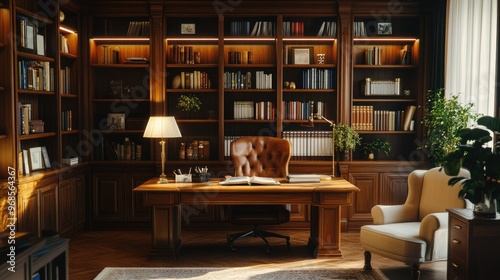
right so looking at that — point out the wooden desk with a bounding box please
[133,178,359,258]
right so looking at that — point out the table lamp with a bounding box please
[302,113,335,178]
[143,116,182,183]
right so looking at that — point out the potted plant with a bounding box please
[334,123,361,161]
[442,115,500,217]
[421,88,478,166]
[362,138,391,160]
[177,94,201,112]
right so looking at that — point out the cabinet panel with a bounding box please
[39,183,58,234]
[379,172,408,205]
[58,179,73,235]
[347,172,378,225]
[59,173,86,236]
[127,173,154,221]
[92,173,126,221]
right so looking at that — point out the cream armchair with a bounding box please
[360,167,470,280]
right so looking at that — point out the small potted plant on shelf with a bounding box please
[442,115,500,217]
[362,138,391,160]
[177,94,201,112]
[334,123,361,161]
[421,88,479,166]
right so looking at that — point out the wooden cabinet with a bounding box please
[59,171,85,237]
[17,176,59,237]
[447,208,500,280]
[0,237,69,280]
[90,163,154,228]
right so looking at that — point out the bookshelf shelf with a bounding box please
[15,7,54,24]
[17,52,56,61]
[18,132,57,140]
[18,90,56,95]
[61,130,79,135]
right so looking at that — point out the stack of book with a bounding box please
[62,157,79,166]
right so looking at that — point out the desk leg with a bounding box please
[149,205,182,258]
[308,205,342,258]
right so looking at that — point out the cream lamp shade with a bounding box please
[143,116,181,139]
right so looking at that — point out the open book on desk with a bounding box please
[219,176,280,185]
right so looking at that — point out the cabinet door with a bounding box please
[73,174,86,227]
[58,179,73,235]
[379,172,409,205]
[347,172,378,229]
[18,185,39,234]
[127,173,153,221]
[92,173,126,221]
[39,183,58,235]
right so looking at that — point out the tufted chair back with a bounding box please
[231,136,291,178]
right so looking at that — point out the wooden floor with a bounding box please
[69,229,446,280]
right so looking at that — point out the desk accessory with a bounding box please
[143,116,182,183]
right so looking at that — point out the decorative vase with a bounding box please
[473,192,498,218]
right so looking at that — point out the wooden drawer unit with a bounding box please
[447,208,500,280]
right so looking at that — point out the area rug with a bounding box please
[94,267,389,280]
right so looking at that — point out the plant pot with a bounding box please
[473,192,498,218]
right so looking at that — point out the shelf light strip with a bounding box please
[167,38,218,41]
[353,38,417,42]
[224,38,276,42]
[91,37,150,41]
[59,26,76,34]
[283,38,336,41]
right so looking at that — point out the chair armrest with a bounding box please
[419,212,448,243]
[371,204,418,225]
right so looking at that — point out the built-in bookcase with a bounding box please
[89,16,152,161]
[351,16,422,161]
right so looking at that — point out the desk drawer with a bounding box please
[449,216,467,234]
[449,228,467,261]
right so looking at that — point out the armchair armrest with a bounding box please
[418,212,448,242]
[371,204,418,225]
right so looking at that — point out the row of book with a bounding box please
[224,71,252,89]
[61,110,73,131]
[364,78,400,96]
[19,103,32,135]
[95,138,143,161]
[233,101,275,120]
[283,100,326,120]
[18,60,53,91]
[127,21,150,36]
[100,46,120,64]
[351,105,416,131]
[175,71,212,89]
[365,46,383,65]
[353,21,368,37]
[60,34,70,53]
[283,131,333,157]
[227,51,253,64]
[59,66,71,94]
[302,68,335,89]
[282,21,337,37]
[228,21,275,36]
[224,71,273,90]
[170,45,200,64]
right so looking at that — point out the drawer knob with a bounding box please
[453,225,462,229]
[452,262,459,268]
[452,239,461,244]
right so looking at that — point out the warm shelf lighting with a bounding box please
[91,37,150,41]
[353,37,417,42]
[283,38,336,41]
[224,38,276,42]
[59,26,76,34]
[167,38,218,41]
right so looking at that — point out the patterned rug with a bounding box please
[94,267,389,280]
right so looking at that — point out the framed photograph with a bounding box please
[377,22,392,35]
[181,23,196,34]
[292,47,313,65]
[41,146,51,168]
[107,113,125,130]
[29,147,43,171]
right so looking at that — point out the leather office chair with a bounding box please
[227,136,291,253]
[360,167,471,280]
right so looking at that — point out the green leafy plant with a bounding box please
[334,123,361,153]
[442,116,500,214]
[177,94,201,112]
[362,138,391,157]
[421,88,479,166]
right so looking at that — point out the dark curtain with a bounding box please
[428,0,447,91]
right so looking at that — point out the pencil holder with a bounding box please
[192,172,210,183]
[175,174,192,183]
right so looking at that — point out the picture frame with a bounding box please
[41,146,51,168]
[107,113,125,130]
[22,150,30,175]
[377,22,392,35]
[29,147,43,171]
[181,23,196,35]
[291,47,313,65]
